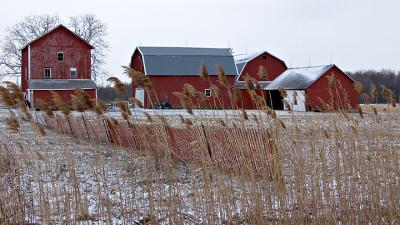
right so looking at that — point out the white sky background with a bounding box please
[0,0,399,83]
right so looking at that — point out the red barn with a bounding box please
[21,25,97,108]
[266,65,359,111]
[234,51,287,109]
[130,46,238,109]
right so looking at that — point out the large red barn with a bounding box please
[21,25,97,108]
[130,46,238,109]
[266,65,359,111]
[234,51,287,109]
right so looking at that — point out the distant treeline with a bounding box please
[97,83,132,103]
[348,70,400,103]
[97,70,400,104]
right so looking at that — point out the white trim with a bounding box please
[70,67,77,78]
[136,47,148,75]
[28,45,31,80]
[204,88,211,97]
[44,67,51,78]
[57,51,64,62]
[95,89,98,99]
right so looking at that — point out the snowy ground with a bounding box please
[0,107,399,224]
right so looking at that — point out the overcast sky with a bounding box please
[1,0,399,82]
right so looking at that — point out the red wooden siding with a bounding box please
[28,28,92,81]
[306,67,359,110]
[130,49,236,109]
[144,76,236,109]
[238,52,287,81]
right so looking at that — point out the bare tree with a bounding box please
[0,14,108,81]
[0,15,60,80]
[69,14,109,81]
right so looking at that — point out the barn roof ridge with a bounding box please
[21,24,94,50]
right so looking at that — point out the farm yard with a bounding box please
[0,103,399,224]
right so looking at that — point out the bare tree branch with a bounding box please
[0,14,108,82]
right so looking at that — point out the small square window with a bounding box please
[70,68,77,78]
[262,55,267,60]
[44,67,51,78]
[57,52,64,61]
[204,89,211,97]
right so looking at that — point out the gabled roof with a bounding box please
[136,46,238,76]
[267,65,336,90]
[28,79,97,90]
[234,51,286,76]
[22,25,94,50]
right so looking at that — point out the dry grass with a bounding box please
[0,75,399,224]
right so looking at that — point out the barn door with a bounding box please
[135,88,145,107]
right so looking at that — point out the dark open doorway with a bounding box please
[267,90,284,110]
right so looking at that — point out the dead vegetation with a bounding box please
[0,67,399,224]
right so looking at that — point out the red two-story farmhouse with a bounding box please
[130,46,238,109]
[21,25,97,108]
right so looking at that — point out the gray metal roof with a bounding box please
[267,65,335,90]
[28,79,97,90]
[236,81,272,90]
[137,46,238,76]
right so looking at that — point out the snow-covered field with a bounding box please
[0,107,399,224]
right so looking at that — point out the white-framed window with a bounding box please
[57,52,64,61]
[44,67,51,78]
[70,68,77,78]
[204,89,211,97]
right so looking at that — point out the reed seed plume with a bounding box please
[244,74,255,90]
[108,117,119,126]
[143,112,154,123]
[241,109,249,120]
[74,88,94,110]
[0,86,15,108]
[36,99,54,117]
[370,84,378,103]
[107,76,126,96]
[183,83,198,97]
[217,118,226,127]
[327,74,337,87]
[116,100,132,119]
[199,63,210,81]
[178,114,185,124]
[71,95,85,112]
[51,91,71,116]
[284,100,292,112]
[278,118,286,129]
[232,87,243,104]
[357,105,364,119]
[92,100,107,116]
[354,82,364,95]
[6,111,20,132]
[210,84,222,98]
[216,64,228,87]
[257,66,268,79]
[278,87,287,98]
[173,90,193,115]
[129,97,143,108]
[34,123,47,136]
[122,66,153,90]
